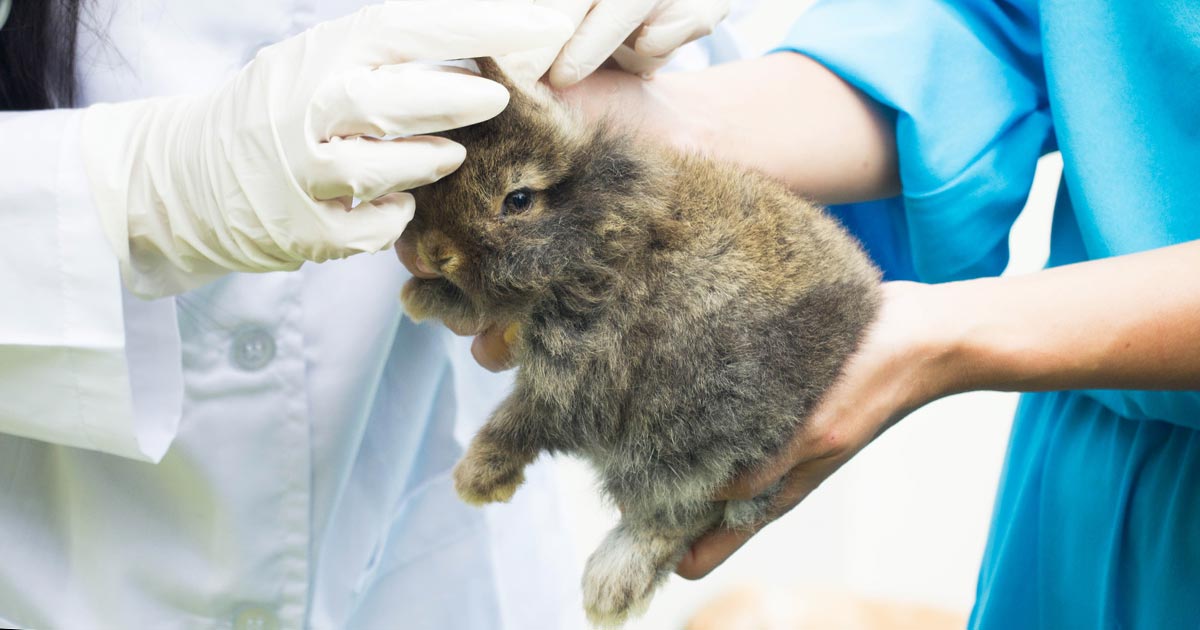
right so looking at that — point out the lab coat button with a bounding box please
[231,328,276,371]
[233,606,279,630]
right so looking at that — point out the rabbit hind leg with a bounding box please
[582,506,722,627]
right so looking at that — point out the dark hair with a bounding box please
[0,0,83,110]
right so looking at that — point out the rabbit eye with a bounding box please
[502,188,534,216]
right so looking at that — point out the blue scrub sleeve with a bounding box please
[777,0,1054,282]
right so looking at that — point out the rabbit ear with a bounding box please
[478,56,551,106]
[478,56,584,146]
[476,57,519,92]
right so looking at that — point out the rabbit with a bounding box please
[398,58,882,627]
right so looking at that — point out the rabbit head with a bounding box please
[399,59,669,335]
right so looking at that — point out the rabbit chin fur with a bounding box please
[398,58,882,626]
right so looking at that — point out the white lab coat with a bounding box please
[0,1,747,628]
[0,2,583,628]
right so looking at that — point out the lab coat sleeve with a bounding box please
[0,109,182,462]
[777,0,1053,282]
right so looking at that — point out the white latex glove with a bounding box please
[81,1,571,298]
[498,0,730,87]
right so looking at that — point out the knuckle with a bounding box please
[818,428,852,457]
[291,217,341,261]
[799,415,853,460]
[345,4,387,34]
[295,150,346,200]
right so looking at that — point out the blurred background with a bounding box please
[552,0,1065,627]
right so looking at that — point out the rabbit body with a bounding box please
[400,60,880,627]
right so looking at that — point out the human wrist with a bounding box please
[876,281,975,408]
[872,279,1018,407]
[926,276,1051,396]
[81,94,228,296]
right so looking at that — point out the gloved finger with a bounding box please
[311,64,510,140]
[633,0,727,57]
[495,0,596,83]
[609,43,672,78]
[495,47,560,86]
[495,47,558,86]
[327,192,417,257]
[350,1,573,67]
[304,136,466,202]
[548,0,659,87]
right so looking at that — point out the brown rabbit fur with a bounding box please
[399,59,881,627]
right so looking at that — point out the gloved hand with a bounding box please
[498,0,731,88]
[81,1,571,298]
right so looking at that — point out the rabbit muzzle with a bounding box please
[410,229,463,278]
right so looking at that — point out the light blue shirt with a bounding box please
[779,1,1200,627]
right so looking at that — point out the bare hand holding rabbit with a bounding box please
[678,246,1200,578]
[678,280,963,578]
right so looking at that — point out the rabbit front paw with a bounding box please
[452,444,527,506]
[400,277,486,333]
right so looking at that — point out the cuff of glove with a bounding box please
[81,97,232,299]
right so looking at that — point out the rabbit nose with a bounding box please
[417,235,462,275]
[413,253,440,277]
[430,253,455,272]
[397,236,438,279]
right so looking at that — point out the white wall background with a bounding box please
[554,1,1065,627]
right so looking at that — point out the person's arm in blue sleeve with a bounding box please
[779,0,1054,282]
[557,0,1199,577]
[530,1,1198,579]
[561,52,903,207]
[565,0,1052,283]
[676,239,1200,578]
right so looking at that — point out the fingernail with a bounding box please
[502,322,521,345]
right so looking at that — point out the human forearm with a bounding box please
[931,241,1200,394]
[560,53,900,204]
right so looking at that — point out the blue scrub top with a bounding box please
[778,1,1200,627]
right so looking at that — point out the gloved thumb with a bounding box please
[494,0,592,83]
[357,1,575,66]
[330,192,418,257]
[609,44,673,78]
